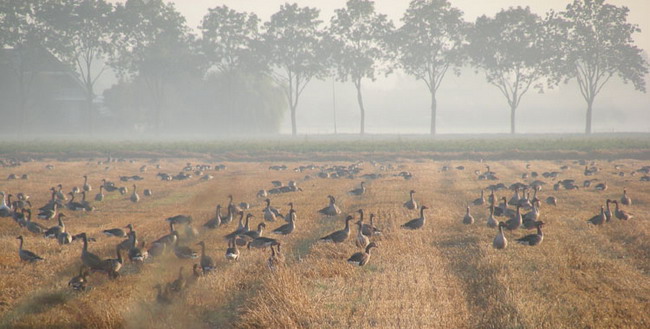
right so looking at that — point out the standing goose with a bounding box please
[403,190,417,210]
[318,195,341,216]
[0,192,11,217]
[225,213,251,240]
[204,204,222,229]
[355,220,370,248]
[95,185,104,202]
[463,206,474,225]
[100,247,123,279]
[56,184,67,201]
[508,188,521,206]
[515,221,545,246]
[613,201,633,220]
[504,205,522,231]
[154,222,178,249]
[16,235,44,263]
[68,266,89,291]
[128,231,148,263]
[130,184,140,203]
[263,199,283,222]
[267,244,285,271]
[320,215,354,243]
[272,209,296,235]
[83,175,92,192]
[486,205,498,228]
[242,222,265,240]
[604,199,613,222]
[25,210,47,234]
[44,213,66,238]
[57,231,73,245]
[225,237,240,261]
[587,206,606,225]
[38,203,58,220]
[220,204,234,225]
[487,190,496,204]
[361,213,382,237]
[104,224,132,238]
[197,241,216,274]
[620,188,632,206]
[492,222,508,249]
[347,242,378,266]
[401,206,428,230]
[473,190,485,206]
[67,192,86,211]
[78,233,103,270]
[494,197,515,217]
[349,182,366,196]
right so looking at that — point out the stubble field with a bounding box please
[0,155,649,329]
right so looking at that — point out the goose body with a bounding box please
[130,184,140,203]
[613,201,633,220]
[174,238,198,259]
[68,266,89,291]
[401,206,428,230]
[320,216,353,243]
[473,190,485,206]
[504,206,522,230]
[225,238,239,261]
[493,222,508,249]
[100,247,123,279]
[95,186,104,201]
[267,244,285,270]
[197,241,215,273]
[83,175,92,192]
[204,205,222,229]
[349,182,366,196]
[347,242,378,266]
[361,213,382,237]
[262,198,283,222]
[620,189,632,206]
[486,206,498,228]
[463,206,474,225]
[516,222,545,246]
[588,206,606,225]
[17,236,44,262]
[44,214,66,238]
[272,209,296,235]
[403,190,417,210]
[355,221,370,248]
[79,233,103,270]
[247,236,280,249]
[318,195,341,216]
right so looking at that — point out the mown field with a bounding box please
[0,151,649,328]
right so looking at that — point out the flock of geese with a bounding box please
[2,159,642,304]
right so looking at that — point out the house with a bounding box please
[0,46,87,134]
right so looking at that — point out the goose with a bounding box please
[263,199,283,222]
[143,189,153,197]
[545,196,557,206]
[463,206,474,225]
[14,208,28,227]
[103,224,132,238]
[587,206,606,225]
[320,215,354,243]
[16,235,44,263]
[473,190,485,206]
[403,190,417,210]
[518,189,532,210]
[508,188,520,206]
[347,242,378,266]
[38,202,58,220]
[486,205,498,228]
[95,185,104,202]
[174,238,198,259]
[99,247,123,279]
[68,266,89,291]
[493,222,508,249]
[220,204,234,225]
[197,241,216,274]
[494,197,515,217]
[204,205,222,229]
[187,264,202,285]
[118,229,137,251]
[613,201,633,220]
[128,232,148,263]
[349,182,366,196]
[504,205,522,230]
[522,202,541,228]
[169,267,186,293]
[0,192,11,217]
[272,209,296,235]
[487,190,496,204]
[225,238,240,261]
[604,199,613,222]
[620,188,632,205]
[148,236,169,258]
[318,195,341,216]
[228,195,243,213]
[72,186,81,194]
[56,185,67,201]
[78,233,102,270]
[401,206,428,230]
[516,221,545,246]
[67,192,86,211]
[154,222,178,249]
[57,231,73,245]
[267,244,285,271]
[80,191,94,211]
[154,284,172,304]
[44,213,66,238]
[594,181,607,191]
[355,220,369,248]
[118,186,128,195]
[242,222,265,240]
[225,213,251,240]
[25,210,47,234]
[102,179,118,192]
[361,213,382,237]
[247,236,280,249]
[83,175,92,192]
[184,223,199,240]
[130,184,140,203]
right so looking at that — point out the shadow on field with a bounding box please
[0,289,74,328]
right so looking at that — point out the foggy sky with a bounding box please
[103,1,650,134]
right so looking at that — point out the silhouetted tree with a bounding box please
[548,0,648,134]
[262,3,327,136]
[329,0,393,135]
[111,0,199,134]
[40,0,114,135]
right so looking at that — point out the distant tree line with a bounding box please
[0,0,647,135]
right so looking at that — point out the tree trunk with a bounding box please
[86,84,94,136]
[355,80,365,135]
[290,104,297,136]
[18,72,27,136]
[585,98,593,134]
[510,104,517,134]
[430,90,437,135]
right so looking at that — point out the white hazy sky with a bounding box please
[105,1,650,134]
